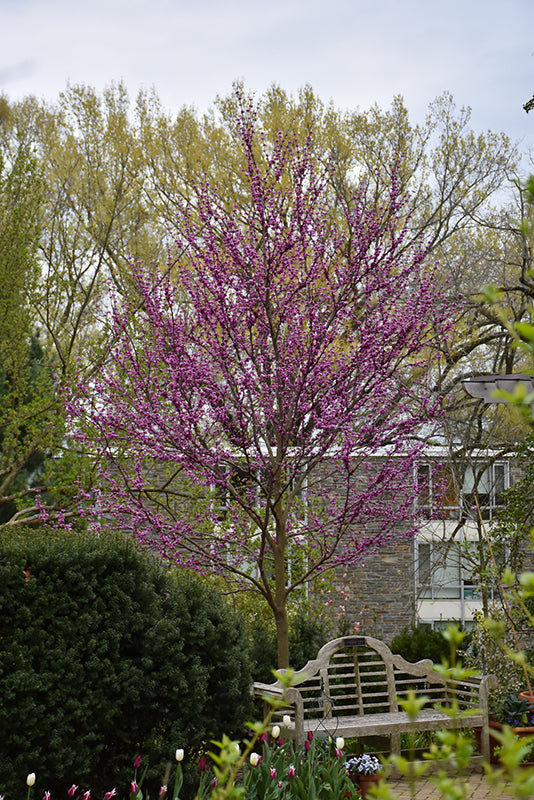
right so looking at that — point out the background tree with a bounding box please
[68,92,455,667]
[0,136,54,524]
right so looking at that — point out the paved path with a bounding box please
[386,773,519,799]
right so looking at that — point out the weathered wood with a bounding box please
[253,635,497,762]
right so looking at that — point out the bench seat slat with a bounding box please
[299,709,485,738]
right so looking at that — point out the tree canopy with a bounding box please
[67,90,456,666]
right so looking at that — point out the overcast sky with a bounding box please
[2,0,533,163]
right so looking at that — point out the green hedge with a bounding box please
[0,527,252,798]
[389,624,456,664]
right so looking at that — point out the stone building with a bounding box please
[327,447,530,643]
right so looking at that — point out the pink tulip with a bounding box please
[68,786,78,797]
[133,756,142,769]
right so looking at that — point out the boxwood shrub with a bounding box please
[0,526,252,798]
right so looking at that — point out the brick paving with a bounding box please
[385,773,518,799]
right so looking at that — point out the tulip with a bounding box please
[210,778,217,788]
[158,786,167,798]
[250,752,261,767]
[175,749,184,762]
[68,786,78,797]
[198,757,207,772]
[104,790,117,800]
[27,775,36,788]
[304,739,311,752]
[307,731,313,741]
[271,725,280,739]
[336,737,345,751]
[288,765,296,780]
[133,756,142,769]
[283,715,291,728]
[270,768,277,780]
[83,792,91,800]
[43,793,51,800]
[130,781,139,794]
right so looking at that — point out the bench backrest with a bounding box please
[290,635,480,720]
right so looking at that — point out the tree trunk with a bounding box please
[274,602,290,669]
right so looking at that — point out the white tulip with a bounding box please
[250,752,261,767]
[175,749,184,762]
[272,725,281,739]
[27,774,36,787]
[336,737,345,750]
[283,715,291,728]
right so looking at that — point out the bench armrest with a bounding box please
[252,681,285,700]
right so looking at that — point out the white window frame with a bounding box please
[416,460,509,522]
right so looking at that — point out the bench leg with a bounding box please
[391,732,401,756]
[480,723,490,763]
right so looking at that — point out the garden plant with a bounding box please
[0,526,252,799]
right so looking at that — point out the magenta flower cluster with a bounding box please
[66,86,456,647]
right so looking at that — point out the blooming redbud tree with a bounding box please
[68,90,453,667]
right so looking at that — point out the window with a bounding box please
[213,465,308,522]
[417,461,509,522]
[463,462,507,521]
[416,464,460,519]
[289,470,308,523]
[416,540,498,602]
[214,466,259,520]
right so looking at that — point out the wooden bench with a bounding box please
[253,635,497,762]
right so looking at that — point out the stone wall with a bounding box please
[330,538,416,643]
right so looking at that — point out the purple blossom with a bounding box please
[68,87,455,668]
